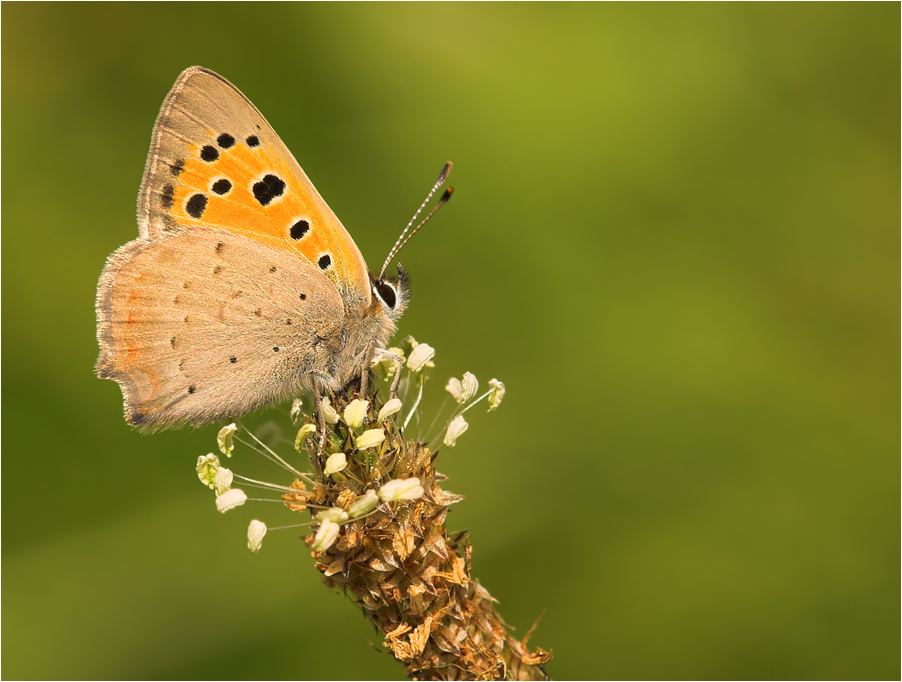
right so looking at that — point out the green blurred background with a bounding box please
[3,3,898,679]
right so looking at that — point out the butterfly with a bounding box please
[96,66,451,430]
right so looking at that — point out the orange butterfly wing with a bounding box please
[137,66,371,313]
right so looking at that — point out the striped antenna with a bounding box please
[378,162,454,280]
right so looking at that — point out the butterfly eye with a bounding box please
[374,281,397,309]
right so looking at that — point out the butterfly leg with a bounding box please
[311,387,328,458]
[359,341,377,398]
[380,349,406,399]
[371,348,405,399]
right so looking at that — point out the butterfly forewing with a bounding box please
[138,66,370,312]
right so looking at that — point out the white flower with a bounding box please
[349,489,380,518]
[290,398,305,424]
[316,507,349,523]
[214,467,233,496]
[217,423,238,457]
[343,399,369,429]
[445,377,463,402]
[378,477,425,501]
[444,415,468,447]
[445,371,478,403]
[321,397,340,424]
[461,372,479,403]
[294,423,317,451]
[377,398,402,421]
[311,518,340,552]
[407,343,435,372]
[196,453,220,489]
[372,347,405,378]
[215,488,247,513]
[487,379,505,411]
[356,428,386,450]
[323,452,347,476]
[247,520,267,553]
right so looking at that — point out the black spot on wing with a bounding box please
[186,194,207,218]
[318,254,332,270]
[290,220,310,240]
[212,178,232,195]
[246,135,260,147]
[161,185,174,209]
[200,145,218,162]
[217,133,235,149]
[169,159,184,176]
[253,174,285,206]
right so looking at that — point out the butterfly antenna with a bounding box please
[379,162,454,279]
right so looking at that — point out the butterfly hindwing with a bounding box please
[96,228,345,429]
[138,66,371,312]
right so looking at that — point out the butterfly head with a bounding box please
[366,162,452,325]
[370,264,409,322]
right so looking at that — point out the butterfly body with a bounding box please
[96,67,408,429]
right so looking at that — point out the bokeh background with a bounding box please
[3,4,898,680]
